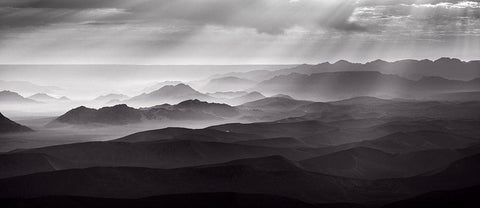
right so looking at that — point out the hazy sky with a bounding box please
[0,0,479,64]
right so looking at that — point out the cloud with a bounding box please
[0,0,367,34]
[350,1,480,35]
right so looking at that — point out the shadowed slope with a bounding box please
[0,112,33,133]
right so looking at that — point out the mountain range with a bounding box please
[126,84,212,106]
[253,71,480,101]
[201,76,257,93]
[28,93,69,102]
[3,58,480,207]
[211,58,480,82]
[0,91,38,104]
[49,99,241,126]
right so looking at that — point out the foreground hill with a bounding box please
[0,153,58,178]
[0,156,383,203]
[0,140,314,179]
[2,153,480,204]
[0,112,32,133]
[383,185,480,208]
[1,193,330,208]
[300,147,464,179]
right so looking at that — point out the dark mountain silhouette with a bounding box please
[142,99,240,121]
[0,193,335,208]
[0,112,33,133]
[175,99,239,117]
[201,76,257,92]
[49,104,143,126]
[127,84,211,105]
[50,100,240,126]
[0,90,38,104]
[94,93,129,102]
[300,147,464,179]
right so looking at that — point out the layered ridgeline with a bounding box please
[50,95,480,127]
[0,91,38,104]
[2,96,480,207]
[28,93,70,102]
[48,99,240,126]
[252,71,480,101]
[210,58,480,83]
[2,150,480,205]
[0,112,32,133]
[198,58,480,102]
[126,84,212,106]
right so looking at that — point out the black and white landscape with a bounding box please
[1,0,480,208]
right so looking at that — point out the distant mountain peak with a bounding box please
[126,83,209,105]
[0,90,38,104]
[156,83,197,93]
